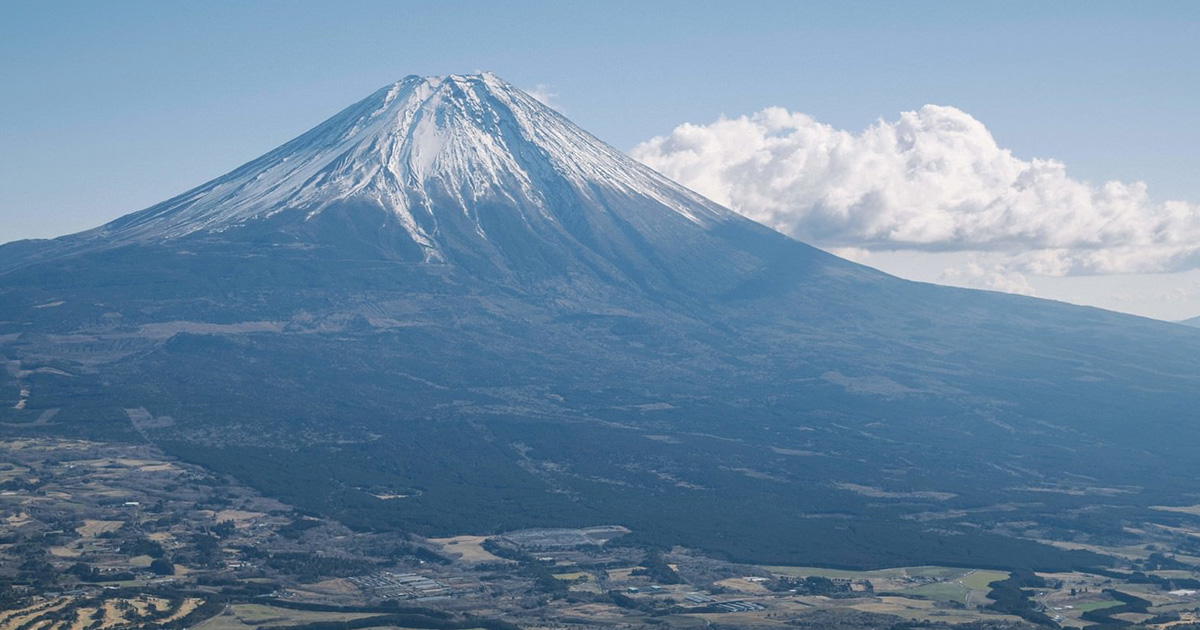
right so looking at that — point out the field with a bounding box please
[763,565,975,580]
[765,566,1005,593]
[758,565,1010,613]
[962,570,1009,589]
[1075,599,1123,612]
[194,604,493,630]
[898,581,973,605]
[848,595,1013,624]
[552,571,591,581]
[76,519,124,537]
[194,604,376,630]
[212,509,267,527]
[428,535,509,563]
[713,577,771,594]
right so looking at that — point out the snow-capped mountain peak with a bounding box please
[99,73,732,262]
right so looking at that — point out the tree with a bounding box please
[150,558,175,576]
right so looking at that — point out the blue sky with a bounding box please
[2,1,1199,318]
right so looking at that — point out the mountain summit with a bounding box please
[17,73,851,297]
[96,74,735,270]
[5,74,1200,570]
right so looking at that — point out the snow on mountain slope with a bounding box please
[97,73,734,262]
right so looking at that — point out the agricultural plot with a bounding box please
[1075,599,1123,611]
[206,603,376,628]
[428,535,509,563]
[552,571,591,581]
[897,581,972,605]
[76,519,124,537]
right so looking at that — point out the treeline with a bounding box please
[389,542,452,565]
[772,575,863,597]
[1079,589,1151,627]
[264,552,378,581]
[1088,567,1200,591]
[66,563,136,583]
[121,537,166,558]
[629,547,682,584]
[479,539,569,595]
[984,571,1054,626]
[165,600,227,630]
[276,517,321,540]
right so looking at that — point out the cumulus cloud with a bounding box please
[941,260,1036,296]
[631,106,1200,276]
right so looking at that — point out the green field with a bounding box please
[899,582,971,605]
[1075,600,1122,612]
[553,571,591,581]
[962,570,1009,590]
[897,570,1009,605]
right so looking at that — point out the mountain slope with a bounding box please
[107,73,726,243]
[3,74,1200,570]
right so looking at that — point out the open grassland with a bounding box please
[552,571,591,581]
[195,604,400,630]
[962,570,1009,589]
[1075,599,1123,612]
[212,509,266,527]
[429,535,508,563]
[897,581,971,605]
[75,519,124,537]
[714,577,771,594]
[763,565,1008,607]
[849,600,1018,625]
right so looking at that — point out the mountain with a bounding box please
[4,74,1200,570]
[1,74,750,284]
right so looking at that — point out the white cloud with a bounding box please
[940,260,1036,296]
[631,105,1200,276]
[825,246,872,264]
[526,84,559,109]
